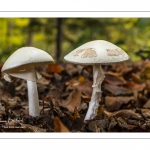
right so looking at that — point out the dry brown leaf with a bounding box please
[105,96,135,111]
[141,109,150,118]
[59,88,82,112]
[131,73,142,84]
[65,76,86,89]
[54,117,70,132]
[76,81,92,96]
[49,63,63,74]
[65,63,78,76]
[65,77,77,85]
[37,77,50,85]
[71,106,80,120]
[103,110,113,118]
[40,71,52,79]
[81,94,91,102]
[112,109,141,119]
[116,117,128,129]
[97,107,104,115]
[125,82,146,92]
[104,109,141,120]
[143,100,150,109]
[96,119,109,132]
[78,102,87,111]
[141,108,150,114]
[108,117,118,131]
[140,66,150,81]
[86,121,99,132]
[104,72,126,85]
[112,63,133,75]
[48,88,62,100]
[83,65,93,74]
[146,80,150,93]
[104,83,132,96]
[78,76,86,83]
[15,81,26,91]
[1,96,21,111]
[0,90,12,101]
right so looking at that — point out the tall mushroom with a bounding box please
[64,40,130,120]
[1,47,54,117]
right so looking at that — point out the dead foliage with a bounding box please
[1,60,150,132]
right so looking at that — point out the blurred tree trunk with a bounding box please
[6,20,13,48]
[28,30,33,46]
[27,18,34,46]
[56,18,62,62]
[7,20,13,37]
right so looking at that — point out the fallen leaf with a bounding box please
[81,94,91,102]
[97,107,104,115]
[48,88,62,100]
[59,88,82,112]
[146,80,150,93]
[112,63,133,75]
[112,109,141,119]
[105,96,135,111]
[53,117,70,132]
[143,100,150,109]
[141,109,150,119]
[141,108,150,114]
[37,77,50,85]
[140,66,150,81]
[78,102,88,111]
[49,63,63,74]
[1,96,21,111]
[71,106,80,120]
[15,81,26,91]
[78,75,86,83]
[108,117,118,131]
[103,110,113,118]
[125,82,146,92]
[104,83,132,96]
[65,63,78,76]
[131,73,142,84]
[40,71,52,79]
[116,117,128,129]
[86,121,99,132]
[96,119,109,132]
[76,81,92,96]
[104,72,126,85]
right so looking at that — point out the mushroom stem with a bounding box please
[84,64,105,120]
[27,80,40,117]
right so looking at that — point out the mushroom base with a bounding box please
[84,64,105,120]
[27,80,40,117]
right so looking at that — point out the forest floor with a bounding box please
[1,59,150,132]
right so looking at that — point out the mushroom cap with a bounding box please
[64,40,130,65]
[2,47,54,72]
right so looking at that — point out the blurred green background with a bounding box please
[0,18,150,63]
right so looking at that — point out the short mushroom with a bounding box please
[1,47,54,117]
[64,40,130,120]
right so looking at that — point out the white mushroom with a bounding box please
[64,40,130,120]
[1,47,54,117]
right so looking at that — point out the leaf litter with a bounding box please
[1,61,150,132]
